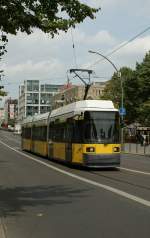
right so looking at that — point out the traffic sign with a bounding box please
[119,107,126,116]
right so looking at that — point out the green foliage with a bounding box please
[0,33,8,59]
[0,0,100,36]
[0,90,7,96]
[100,71,121,105]
[138,100,150,126]
[101,52,150,126]
[101,67,139,123]
[136,52,150,103]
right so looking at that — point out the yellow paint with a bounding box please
[53,143,66,161]
[82,144,121,154]
[32,141,48,156]
[22,139,120,166]
[72,144,83,164]
[22,139,32,151]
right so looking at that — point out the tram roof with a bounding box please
[22,116,33,125]
[22,100,117,125]
[22,112,50,125]
[32,112,50,122]
[50,100,117,119]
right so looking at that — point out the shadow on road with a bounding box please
[0,185,90,217]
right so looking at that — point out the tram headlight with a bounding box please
[113,147,120,152]
[86,147,95,153]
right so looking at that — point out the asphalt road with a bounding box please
[0,130,150,238]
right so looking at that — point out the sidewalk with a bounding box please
[124,143,150,156]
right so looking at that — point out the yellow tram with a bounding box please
[22,100,121,167]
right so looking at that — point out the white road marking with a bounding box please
[37,213,44,217]
[119,167,150,176]
[0,139,150,208]
[1,134,20,144]
[0,218,7,238]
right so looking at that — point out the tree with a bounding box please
[138,100,150,126]
[0,1,99,97]
[0,34,8,96]
[101,52,150,126]
[101,67,140,124]
[0,90,7,96]
[136,51,150,103]
[122,67,140,123]
[100,71,121,107]
[135,52,150,125]
[0,0,100,36]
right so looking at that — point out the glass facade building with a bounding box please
[18,80,63,120]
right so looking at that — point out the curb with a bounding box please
[0,219,6,238]
[122,152,150,157]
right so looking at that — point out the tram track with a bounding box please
[1,130,150,201]
[0,137,150,208]
[89,170,150,191]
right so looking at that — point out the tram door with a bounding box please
[65,123,73,162]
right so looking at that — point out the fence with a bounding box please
[123,126,150,156]
[123,143,150,155]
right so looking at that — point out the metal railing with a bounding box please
[123,143,150,156]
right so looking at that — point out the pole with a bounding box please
[88,50,124,149]
[120,72,124,151]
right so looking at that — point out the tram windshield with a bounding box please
[83,111,120,143]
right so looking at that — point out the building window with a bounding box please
[27,80,39,92]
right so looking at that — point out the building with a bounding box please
[18,80,63,121]
[3,98,18,127]
[52,82,106,109]
[0,107,5,127]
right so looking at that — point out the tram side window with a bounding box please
[32,126,37,140]
[72,120,83,143]
[49,123,59,141]
[49,122,73,142]
[22,127,24,138]
[49,120,84,143]
[65,123,73,142]
[40,126,47,141]
[50,124,65,142]
[49,123,58,141]
[22,127,31,139]
[49,123,53,140]
[32,126,47,141]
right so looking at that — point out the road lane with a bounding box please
[1,130,150,173]
[119,166,150,175]
[1,138,150,205]
[0,130,150,202]
[0,130,150,237]
[121,153,150,173]
[1,131,150,201]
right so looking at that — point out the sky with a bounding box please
[1,0,150,103]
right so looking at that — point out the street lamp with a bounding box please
[88,50,124,147]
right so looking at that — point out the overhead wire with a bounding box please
[88,25,150,69]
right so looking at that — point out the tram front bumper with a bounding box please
[83,153,120,167]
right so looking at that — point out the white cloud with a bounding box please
[4,31,150,97]
[117,36,150,56]
[85,35,150,79]
[2,59,67,98]
[83,0,122,8]
[4,29,116,68]
[4,59,65,80]
[2,0,150,99]
[111,36,150,69]
[86,30,116,45]
[84,0,150,19]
